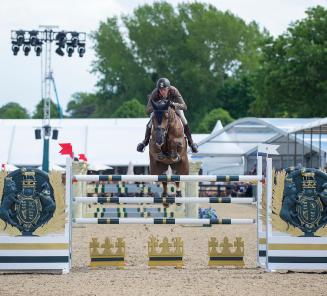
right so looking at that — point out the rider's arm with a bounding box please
[146,90,156,114]
[170,87,187,111]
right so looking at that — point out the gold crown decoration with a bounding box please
[208,236,245,267]
[148,235,184,268]
[301,172,316,189]
[89,237,126,268]
[22,171,37,188]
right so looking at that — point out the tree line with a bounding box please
[1,3,326,133]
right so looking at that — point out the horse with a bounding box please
[148,99,189,199]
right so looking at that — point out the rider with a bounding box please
[136,77,198,153]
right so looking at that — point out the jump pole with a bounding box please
[73,197,255,204]
[73,175,262,183]
[73,218,256,225]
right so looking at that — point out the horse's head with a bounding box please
[151,99,171,148]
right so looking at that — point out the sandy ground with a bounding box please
[0,204,326,296]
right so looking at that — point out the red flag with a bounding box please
[59,143,73,158]
[78,154,88,162]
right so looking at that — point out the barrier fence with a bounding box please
[2,154,327,273]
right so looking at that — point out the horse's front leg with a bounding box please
[175,182,182,197]
[162,182,169,208]
[175,182,183,206]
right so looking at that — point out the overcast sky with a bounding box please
[1,0,326,114]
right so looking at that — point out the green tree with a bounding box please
[250,6,327,117]
[198,108,233,133]
[219,75,256,118]
[32,100,61,119]
[113,99,146,118]
[0,102,29,119]
[66,92,98,118]
[86,1,265,129]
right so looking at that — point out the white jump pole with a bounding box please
[73,218,256,225]
[74,175,262,183]
[73,197,255,204]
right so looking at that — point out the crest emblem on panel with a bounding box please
[272,168,327,237]
[0,168,56,236]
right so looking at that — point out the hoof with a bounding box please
[176,191,182,198]
[163,202,169,208]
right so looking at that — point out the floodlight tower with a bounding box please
[40,25,58,172]
[11,26,86,172]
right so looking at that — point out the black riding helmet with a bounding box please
[156,77,170,89]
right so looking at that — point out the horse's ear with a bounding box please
[151,100,157,110]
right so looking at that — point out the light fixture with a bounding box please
[16,30,25,46]
[23,43,31,56]
[34,40,43,56]
[11,42,19,55]
[77,42,85,57]
[52,129,59,140]
[70,32,79,47]
[55,31,66,56]
[55,47,64,56]
[35,129,41,139]
[66,43,74,57]
[55,31,66,47]
[29,30,38,46]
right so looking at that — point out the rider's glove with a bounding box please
[169,101,176,109]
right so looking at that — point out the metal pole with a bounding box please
[40,26,58,172]
[302,129,305,167]
[319,125,322,168]
[294,132,297,167]
[310,128,313,168]
[287,133,290,168]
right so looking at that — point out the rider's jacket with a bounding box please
[146,86,187,114]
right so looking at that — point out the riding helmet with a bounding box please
[156,77,170,89]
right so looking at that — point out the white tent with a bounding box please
[0,118,209,168]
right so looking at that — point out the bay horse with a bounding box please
[149,99,189,199]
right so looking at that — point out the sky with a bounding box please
[0,0,326,114]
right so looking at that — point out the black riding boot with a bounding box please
[137,126,151,152]
[184,124,198,153]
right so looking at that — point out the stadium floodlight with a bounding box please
[16,30,25,46]
[55,31,66,47]
[12,41,20,55]
[77,42,85,57]
[11,27,86,171]
[34,40,43,56]
[52,129,59,140]
[23,43,31,56]
[55,31,66,56]
[29,30,39,46]
[55,46,64,56]
[66,43,74,57]
[70,32,79,47]
[35,129,42,139]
